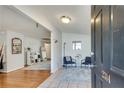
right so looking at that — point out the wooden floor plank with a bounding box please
[0,69,50,88]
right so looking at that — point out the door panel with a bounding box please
[92,5,124,88]
[112,6,124,73]
[94,10,103,65]
[91,6,111,88]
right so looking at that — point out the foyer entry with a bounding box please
[38,67,91,88]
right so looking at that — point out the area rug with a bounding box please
[24,61,50,70]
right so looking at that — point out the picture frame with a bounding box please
[12,37,22,54]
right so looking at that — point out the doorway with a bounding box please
[24,33,51,71]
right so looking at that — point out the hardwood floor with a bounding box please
[0,69,50,88]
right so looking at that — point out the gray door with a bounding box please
[91,5,124,88]
[91,6,111,88]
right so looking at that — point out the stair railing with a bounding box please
[0,43,4,69]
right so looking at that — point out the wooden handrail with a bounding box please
[0,44,3,56]
[0,44,4,58]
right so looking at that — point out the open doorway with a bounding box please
[24,33,51,71]
[40,37,51,70]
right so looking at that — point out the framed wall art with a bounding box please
[12,38,22,54]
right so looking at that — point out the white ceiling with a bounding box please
[14,5,91,34]
[0,6,50,39]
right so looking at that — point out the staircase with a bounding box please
[0,44,4,69]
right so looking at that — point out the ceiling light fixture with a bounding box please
[61,16,71,24]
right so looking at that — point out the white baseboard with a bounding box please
[6,66,24,73]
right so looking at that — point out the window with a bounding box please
[72,41,82,50]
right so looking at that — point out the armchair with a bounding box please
[81,57,91,67]
[63,56,77,68]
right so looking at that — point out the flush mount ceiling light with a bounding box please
[61,16,71,24]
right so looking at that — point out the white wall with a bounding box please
[62,32,91,66]
[0,31,45,73]
[6,31,24,72]
[51,30,62,73]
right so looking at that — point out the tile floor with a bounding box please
[38,66,91,88]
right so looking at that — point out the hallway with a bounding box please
[38,67,91,88]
